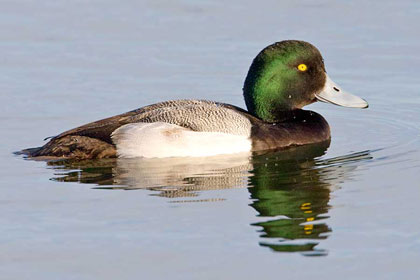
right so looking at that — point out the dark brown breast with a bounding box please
[249,110,331,152]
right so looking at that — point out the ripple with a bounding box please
[317,101,420,172]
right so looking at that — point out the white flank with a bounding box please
[111,122,252,158]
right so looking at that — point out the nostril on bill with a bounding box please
[333,87,340,92]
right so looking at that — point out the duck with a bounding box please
[21,40,368,159]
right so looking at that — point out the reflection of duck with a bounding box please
[111,154,253,197]
[50,153,253,198]
[22,40,367,159]
[48,143,372,255]
[249,144,331,256]
[249,145,372,256]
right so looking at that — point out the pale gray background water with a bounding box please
[1,0,420,279]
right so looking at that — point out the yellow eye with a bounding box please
[297,64,308,71]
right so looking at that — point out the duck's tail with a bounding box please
[15,147,43,157]
[16,136,117,160]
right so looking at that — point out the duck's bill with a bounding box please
[315,75,368,108]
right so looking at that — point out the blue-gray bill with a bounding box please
[315,75,369,109]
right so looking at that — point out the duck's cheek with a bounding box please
[290,91,318,109]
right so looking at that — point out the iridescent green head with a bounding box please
[243,40,368,122]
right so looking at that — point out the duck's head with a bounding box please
[243,40,368,121]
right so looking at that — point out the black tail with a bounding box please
[14,147,43,157]
[17,136,116,159]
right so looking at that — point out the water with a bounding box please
[1,0,420,279]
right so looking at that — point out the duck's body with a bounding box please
[22,40,367,159]
[24,100,330,159]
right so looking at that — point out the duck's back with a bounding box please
[127,100,253,136]
[22,100,255,159]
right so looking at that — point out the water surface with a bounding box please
[1,0,420,279]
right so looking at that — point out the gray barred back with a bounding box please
[126,100,252,136]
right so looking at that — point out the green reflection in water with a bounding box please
[43,142,372,256]
[249,143,332,256]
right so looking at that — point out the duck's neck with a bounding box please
[269,110,302,123]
